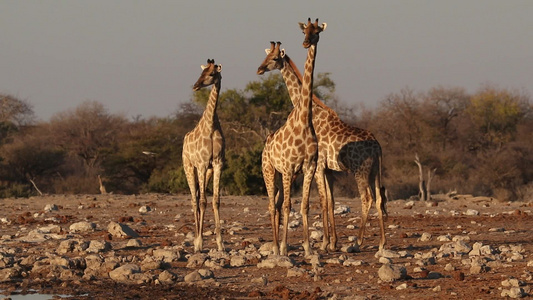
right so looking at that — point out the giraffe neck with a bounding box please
[299,44,317,126]
[200,79,221,131]
[280,54,303,107]
[282,54,337,115]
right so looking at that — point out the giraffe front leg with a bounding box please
[301,164,316,258]
[325,173,338,251]
[211,161,224,251]
[376,184,386,251]
[280,173,293,256]
[194,166,208,253]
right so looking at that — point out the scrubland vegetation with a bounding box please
[1,74,531,201]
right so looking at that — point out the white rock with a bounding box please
[378,264,407,282]
[419,232,432,242]
[501,287,526,298]
[153,249,180,263]
[465,209,479,216]
[108,264,141,282]
[396,283,408,290]
[44,204,59,212]
[158,270,176,283]
[444,263,455,271]
[126,239,142,248]
[139,206,151,213]
[343,259,365,267]
[107,222,139,238]
[378,257,392,264]
[341,244,360,253]
[69,221,96,233]
[334,205,350,215]
[230,254,247,267]
[310,230,323,241]
[257,255,294,268]
[376,249,400,258]
[86,240,111,253]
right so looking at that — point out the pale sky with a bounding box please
[1,1,532,121]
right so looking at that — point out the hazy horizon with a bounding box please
[1,1,531,121]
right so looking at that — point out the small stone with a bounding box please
[465,209,479,216]
[230,254,247,267]
[86,240,111,253]
[341,244,360,253]
[376,249,400,258]
[378,257,392,264]
[139,206,151,213]
[334,205,350,215]
[501,287,526,298]
[257,255,295,269]
[184,270,202,282]
[419,232,432,242]
[44,204,59,212]
[310,230,323,241]
[343,259,365,267]
[126,239,142,248]
[158,270,176,283]
[153,249,181,263]
[69,221,96,233]
[395,283,408,290]
[444,263,455,271]
[378,264,407,282]
[108,264,141,282]
[107,222,139,238]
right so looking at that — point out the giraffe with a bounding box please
[182,59,224,252]
[98,175,107,194]
[261,18,325,257]
[257,41,388,252]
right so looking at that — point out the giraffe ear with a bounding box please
[298,22,306,31]
[320,23,327,31]
[200,64,208,70]
[265,49,272,55]
[216,64,222,72]
[280,49,286,58]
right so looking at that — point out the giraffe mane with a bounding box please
[284,54,339,116]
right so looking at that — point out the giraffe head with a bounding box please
[257,41,285,75]
[193,59,222,91]
[298,18,327,48]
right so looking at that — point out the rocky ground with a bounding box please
[0,193,532,299]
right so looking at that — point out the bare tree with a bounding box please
[49,100,126,173]
[0,94,35,126]
[414,153,437,201]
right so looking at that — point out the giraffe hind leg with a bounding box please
[325,172,337,251]
[263,160,280,255]
[314,170,329,252]
[183,162,201,249]
[194,166,208,253]
[210,162,224,251]
[356,175,373,248]
[300,163,316,257]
